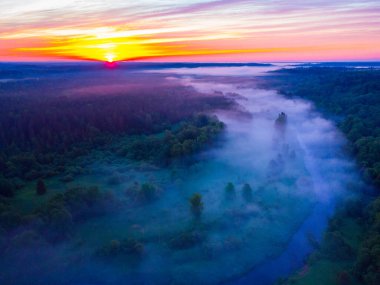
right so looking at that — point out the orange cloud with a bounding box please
[1,1,379,62]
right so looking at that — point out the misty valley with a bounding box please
[0,63,379,285]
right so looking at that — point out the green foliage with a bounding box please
[36,179,47,196]
[0,185,117,245]
[354,234,380,285]
[321,231,354,260]
[189,193,204,218]
[225,182,236,199]
[353,197,380,285]
[120,114,225,165]
[0,85,230,182]
[34,186,115,241]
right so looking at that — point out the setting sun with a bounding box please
[105,53,115,63]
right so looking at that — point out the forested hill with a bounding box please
[264,67,380,285]
[0,77,234,189]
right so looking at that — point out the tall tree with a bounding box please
[36,179,47,196]
[189,193,203,219]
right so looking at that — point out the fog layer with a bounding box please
[1,65,363,285]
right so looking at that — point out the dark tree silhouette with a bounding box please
[36,179,47,196]
[189,193,203,219]
[242,183,253,202]
[275,112,287,134]
[225,182,236,200]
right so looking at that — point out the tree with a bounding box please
[190,193,203,219]
[36,179,47,196]
[139,183,158,202]
[225,182,235,199]
[242,183,253,202]
[275,112,287,133]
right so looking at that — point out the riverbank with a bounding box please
[261,66,380,285]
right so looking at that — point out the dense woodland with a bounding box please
[0,87,232,195]
[268,67,380,285]
[0,81,231,257]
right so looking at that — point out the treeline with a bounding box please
[268,67,380,285]
[116,114,225,165]
[269,67,380,188]
[0,89,232,187]
[0,186,117,246]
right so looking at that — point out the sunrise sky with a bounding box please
[1,0,379,62]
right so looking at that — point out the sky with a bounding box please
[0,0,379,62]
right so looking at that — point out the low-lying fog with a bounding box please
[1,64,364,285]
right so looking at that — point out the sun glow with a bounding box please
[1,0,379,62]
[105,53,115,63]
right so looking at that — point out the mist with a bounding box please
[0,64,365,285]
